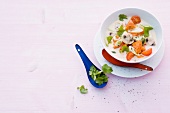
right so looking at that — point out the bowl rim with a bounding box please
[99,7,163,63]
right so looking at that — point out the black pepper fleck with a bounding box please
[151,42,156,46]
[146,38,148,42]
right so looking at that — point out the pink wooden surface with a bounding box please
[0,0,169,113]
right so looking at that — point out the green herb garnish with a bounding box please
[89,66,99,80]
[89,64,113,85]
[119,45,129,53]
[77,85,88,94]
[112,51,116,53]
[117,25,125,37]
[102,64,113,74]
[143,26,153,37]
[107,36,113,44]
[141,37,146,45]
[95,75,108,85]
[119,14,127,21]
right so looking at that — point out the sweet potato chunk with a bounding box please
[126,52,135,61]
[131,15,141,24]
[142,48,152,56]
[126,20,136,30]
[132,40,142,54]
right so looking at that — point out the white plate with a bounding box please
[93,31,165,78]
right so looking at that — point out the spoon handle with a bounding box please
[75,44,93,71]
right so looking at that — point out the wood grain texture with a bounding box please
[0,0,169,113]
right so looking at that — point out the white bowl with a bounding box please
[100,8,163,63]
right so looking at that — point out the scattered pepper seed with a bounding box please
[146,38,148,42]
[151,42,156,46]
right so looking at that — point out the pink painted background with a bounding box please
[0,0,169,113]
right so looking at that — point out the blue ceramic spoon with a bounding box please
[75,44,107,88]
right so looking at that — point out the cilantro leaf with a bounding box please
[102,64,113,74]
[119,14,127,21]
[89,65,101,80]
[117,25,125,37]
[120,45,129,53]
[77,85,88,94]
[89,65,111,85]
[95,73,108,85]
[143,26,153,37]
[95,77,104,85]
[101,74,108,82]
[107,36,113,44]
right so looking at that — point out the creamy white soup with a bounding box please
[105,14,156,62]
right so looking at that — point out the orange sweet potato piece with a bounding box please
[113,45,120,49]
[130,30,144,36]
[131,15,141,24]
[113,35,120,43]
[126,52,135,61]
[115,35,119,39]
[132,40,142,54]
[142,48,152,56]
[141,46,146,52]
[126,20,136,30]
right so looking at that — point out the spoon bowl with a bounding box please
[75,44,107,88]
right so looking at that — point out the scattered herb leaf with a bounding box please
[107,36,113,44]
[120,45,129,53]
[119,14,127,21]
[102,64,113,74]
[143,26,153,37]
[77,85,88,94]
[117,25,125,36]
